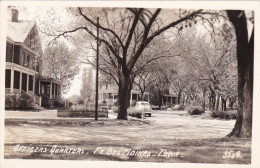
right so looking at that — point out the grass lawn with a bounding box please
[4,112,250,164]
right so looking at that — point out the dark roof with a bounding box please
[39,77,62,85]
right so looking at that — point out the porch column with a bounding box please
[19,71,22,91]
[112,93,114,102]
[38,80,41,94]
[106,93,108,105]
[33,75,35,94]
[26,74,29,93]
[10,66,14,94]
[162,97,164,106]
[50,82,53,99]
[130,92,132,102]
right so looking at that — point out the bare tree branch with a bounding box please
[78,7,125,48]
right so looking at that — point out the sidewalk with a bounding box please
[5,110,58,119]
[5,110,118,119]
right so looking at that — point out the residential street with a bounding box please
[5,110,235,144]
[4,110,251,164]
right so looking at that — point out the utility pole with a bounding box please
[95,17,100,121]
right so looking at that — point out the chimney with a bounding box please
[11,9,19,22]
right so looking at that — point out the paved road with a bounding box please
[4,110,235,145]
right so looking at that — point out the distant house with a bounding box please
[99,79,150,106]
[99,79,177,107]
[161,87,178,107]
[5,9,62,109]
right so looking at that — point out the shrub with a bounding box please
[111,106,118,113]
[211,110,237,120]
[5,92,34,110]
[113,100,118,106]
[57,107,108,118]
[18,92,34,109]
[85,101,95,111]
[5,96,13,108]
[101,100,107,105]
[54,100,65,108]
[70,104,85,111]
[78,99,84,105]
[187,106,205,115]
[128,108,142,118]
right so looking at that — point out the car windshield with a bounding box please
[137,102,149,106]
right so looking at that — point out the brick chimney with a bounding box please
[11,9,19,22]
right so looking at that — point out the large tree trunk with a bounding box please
[212,95,216,110]
[226,10,253,138]
[221,97,227,111]
[203,91,206,111]
[158,94,163,109]
[177,94,181,104]
[208,96,212,110]
[229,97,236,110]
[216,94,220,111]
[140,89,145,101]
[209,94,215,110]
[117,73,132,120]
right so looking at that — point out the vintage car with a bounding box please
[128,101,152,117]
[173,104,185,111]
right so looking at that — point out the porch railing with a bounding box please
[27,90,41,106]
[5,88,20,95]
[5,88,11,95]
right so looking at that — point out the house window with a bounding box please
[29,34,35,48]
[6,43,12,62]
[41,85,45,93]
[27,54,30,64]
[22,73,27,91]
[29,35,32,47]
[108,93,113,99]
[5,70,11,88]
[31,57,35,70]
[13,46,20,64]
[14,71,20,89]
[29,75,33,91]
[114,94,118,100]
[23,52,26,66]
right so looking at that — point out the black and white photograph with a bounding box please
[0,1,259,168]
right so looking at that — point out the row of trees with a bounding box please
[38,7,253,138]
